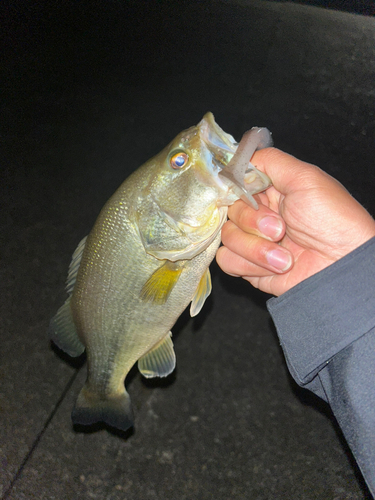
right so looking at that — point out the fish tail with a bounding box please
[71,385,134,432]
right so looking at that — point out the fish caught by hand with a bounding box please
[49,112,272,432]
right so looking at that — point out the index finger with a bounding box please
[251,147,322,195]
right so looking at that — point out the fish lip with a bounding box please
[198,112,238,172]
[197,112,241,201]
[198,113,272,209]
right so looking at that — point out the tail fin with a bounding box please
[71,385,134,432]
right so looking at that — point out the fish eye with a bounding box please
[170,151,189,170]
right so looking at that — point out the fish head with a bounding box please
[136,112,271,261]
[144,112,257,216]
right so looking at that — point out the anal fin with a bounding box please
[190,268,212,317]
[138,332,176,378]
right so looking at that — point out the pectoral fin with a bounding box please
[190,268,212,317]
[138,332,176,378]
[140,261,184,304]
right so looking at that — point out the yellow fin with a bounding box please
[140,261,183,304]
[190,268,212,317]
[138,332,176,378]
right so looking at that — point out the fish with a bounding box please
[49,112,272,432]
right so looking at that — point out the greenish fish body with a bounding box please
[49,112,272,431]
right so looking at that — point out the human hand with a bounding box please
[216,148,375,296]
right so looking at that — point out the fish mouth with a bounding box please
[198,112,238,172]
[198,112,272,209]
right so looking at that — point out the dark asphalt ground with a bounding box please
[1,1,375,499]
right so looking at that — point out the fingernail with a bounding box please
[266,248,292,272]
[258,216,283,239]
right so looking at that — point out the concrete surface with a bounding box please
[1,1,374,498]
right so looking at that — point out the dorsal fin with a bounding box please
[66,236,87,295]
[49,298,85,357]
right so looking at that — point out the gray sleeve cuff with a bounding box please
[266,236,375,387]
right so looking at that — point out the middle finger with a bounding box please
[228,199,285,242]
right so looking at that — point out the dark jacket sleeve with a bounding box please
[267,236,375,497]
